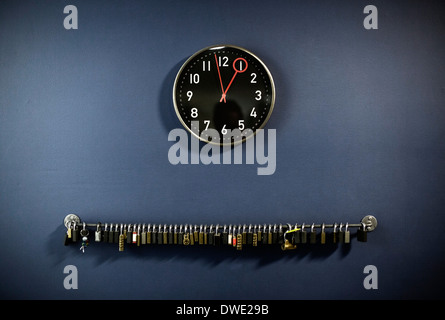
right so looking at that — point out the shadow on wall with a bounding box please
[158,60,186,135]
[50,225,353,269]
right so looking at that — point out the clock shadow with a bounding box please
[158,60,186,135]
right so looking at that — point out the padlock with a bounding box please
[332,223,338,244]
[338,223,345,243]
[300,223,307,244]
[310,223,317,244]
[293,223,300,244]
[320,223,326,244]
[281,239,297,251]
[344,223,350,244]
[357,222,368,242]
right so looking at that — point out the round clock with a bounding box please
[172,45,275,146]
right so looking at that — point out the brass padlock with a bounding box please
[281,224,297,251]
[281,239,297,251]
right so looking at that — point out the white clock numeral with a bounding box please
[238,120,245,131]
[255,90,262,101]
[218,56,229,67]
[190,73,200,84]
[204,120,210,130]
[191,107,198,118]
[187,91,193,101]
[202,60,211,71]
[250,107,257,118]
[221,124,227,135]
[251,73,257,83]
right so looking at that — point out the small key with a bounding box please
[310,223,317,244]
[300,223,307,244]
[344,223,350,244]
[357,223,368,242]
[320,223,326,244]
[123,224,128,240]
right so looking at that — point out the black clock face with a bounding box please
[173,45,275,146]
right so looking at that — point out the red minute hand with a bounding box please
[214,54,226,103]
[220,57,248,103]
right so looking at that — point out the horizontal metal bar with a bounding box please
[67,222,371,232]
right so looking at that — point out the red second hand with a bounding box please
[214,54,226,103]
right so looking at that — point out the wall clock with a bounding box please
[172,45,275,146]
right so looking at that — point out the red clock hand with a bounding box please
[214,54,226,103]
[220,57,248,102]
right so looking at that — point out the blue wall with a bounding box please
[1,0,444,300]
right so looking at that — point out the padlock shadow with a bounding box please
[56,240,353,269]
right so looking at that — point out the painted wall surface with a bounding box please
[1,0,444,300]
